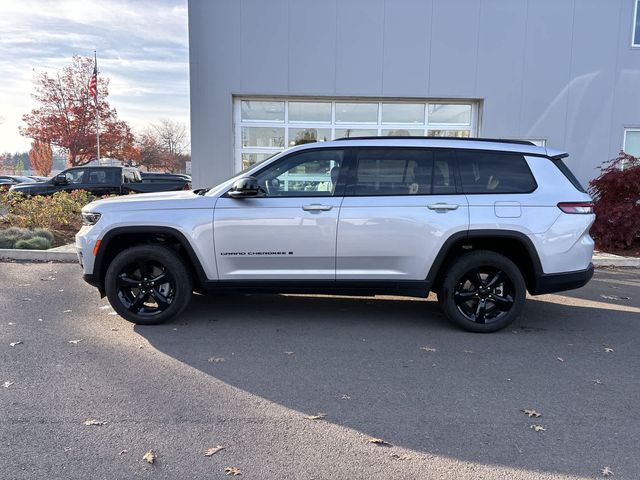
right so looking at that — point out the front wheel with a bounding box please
[437,250,526,333]
[105,245,192,325]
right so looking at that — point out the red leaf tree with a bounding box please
[20,55,137,166]
[589,152,640,251]
[28,139,53,176]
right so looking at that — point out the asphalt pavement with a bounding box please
[1,262,639,479]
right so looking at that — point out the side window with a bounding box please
[255,149,344,197]
[65,169,86,184]
[457,151,536,194]
[352,149,434,196]
[86,169,109,184]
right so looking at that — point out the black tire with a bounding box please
[437,250,526,333]
[105,244,192,325]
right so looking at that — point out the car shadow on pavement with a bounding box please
[135,291,640,478]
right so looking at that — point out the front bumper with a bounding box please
[531,263,594,295]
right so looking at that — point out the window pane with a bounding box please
[334,128,378,139]
[427,129,471,138]
[242,153,274,170]
[433,152,456,194]
[354,149,433,196]
[256,150,344,197]
[288,128,332,146]
[381,103,425,124]
[458,151,536,194]
[428,104,472,124]
[288,102,331,123]
[624,130,640,157]
[241,101,284,122]
[335,103,378,123]
[242,127,285,148]
[383,129,424,137]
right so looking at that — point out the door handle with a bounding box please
[427,203,459,211]
[302,204,333,212]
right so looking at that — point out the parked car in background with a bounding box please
[141,172,192,187]
[9,166,191,196]
[27,175,49,182]
[0,175,35,191]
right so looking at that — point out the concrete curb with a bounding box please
[0,247,77,263]
[593,254,640,268]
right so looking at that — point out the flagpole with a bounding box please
[94,51,100,162]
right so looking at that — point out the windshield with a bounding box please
[200,152,280,194]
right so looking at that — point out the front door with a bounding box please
[214,148,347,281]
[337,147,469,281]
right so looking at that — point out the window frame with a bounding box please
[633,0,640,47]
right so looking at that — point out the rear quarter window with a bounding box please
[457,151,537,194]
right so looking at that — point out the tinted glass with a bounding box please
[86,168,117,184]
[65,169,86,183]
[458,151,536,194]
[432,151,457,194]
[353,149,433,196]
[256,149,344,197]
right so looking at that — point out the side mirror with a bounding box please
[53,174,68,185]
[227,176,261,198]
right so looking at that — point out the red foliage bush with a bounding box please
[589,152,640,250]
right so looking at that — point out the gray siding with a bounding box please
[189,0,640,187]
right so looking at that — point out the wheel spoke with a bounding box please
[137,261,151,280]
[471,268,484,288]
[128,291,148,313]
[116,274,139,287]
[150,270,171,285]
[150,288,171,309]
[455,290,477,299]
[491,294,514,311]
[485,270,505,289]
[474,299,487,324]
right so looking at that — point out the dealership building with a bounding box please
[188,0,640,188]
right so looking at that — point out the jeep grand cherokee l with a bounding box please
[76,137,594,332]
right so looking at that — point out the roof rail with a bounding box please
[333,136,536,146]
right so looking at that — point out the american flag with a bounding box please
[88,59,97,101]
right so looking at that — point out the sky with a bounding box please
[0,0,189,153]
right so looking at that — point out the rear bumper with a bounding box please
[531,263,594,295]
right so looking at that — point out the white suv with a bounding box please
[76,138,595,332]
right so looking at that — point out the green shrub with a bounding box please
[0,227,54,249]
[14,237,52,250]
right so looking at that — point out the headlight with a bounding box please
[82,212,102,225]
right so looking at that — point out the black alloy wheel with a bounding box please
[105,245,192,325]
[438,250,526,332]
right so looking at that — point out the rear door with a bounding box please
[336,147,469,281]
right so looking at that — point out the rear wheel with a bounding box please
[105,245,192,325]
[437,250,526,332]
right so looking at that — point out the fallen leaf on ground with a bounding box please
[64,447,72,452]
[3,381,14,388]
[283,351,295,355]
[530,424,546,432]
[600,294,630,301]
[204,445,225,456]
[110,328,118,331]
[9,341,22,347]
[208,357,225,363]
[83,419,106,426]
[63,309,72,313]
[119,449,128,455]
[592,379,603,385]
[521,409,541,418]
[137,345,144,349]
[21,298,32,302]
[68,339,83,345]
[142,450,156,464]
[224,466,242,476]
[341,394,351,400]
[58,289,64,292]
[367,438,392,447]
[390,453,411,460]
[420,346,437,352]
[601,466,613,477]
[305,413,327,420]
[603,346,614,353]
[556,357,564,362]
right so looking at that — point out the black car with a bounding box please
[9,166,191,196]
[0,175,35,191]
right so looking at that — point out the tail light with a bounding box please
[182,183,191,191]
[557,202,594,214]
